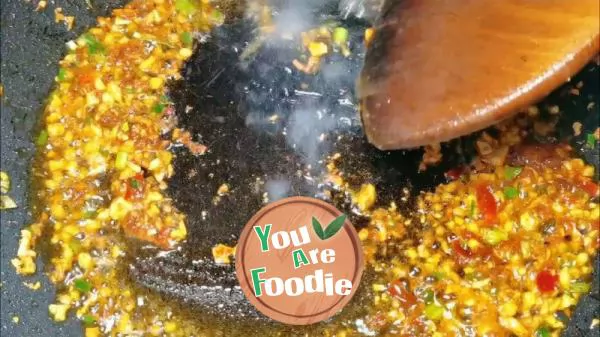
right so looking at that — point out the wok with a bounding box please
[1,0,598,336]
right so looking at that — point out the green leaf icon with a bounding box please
[312,217,326,240]
[324,214,347,239]
[312,214,347,240]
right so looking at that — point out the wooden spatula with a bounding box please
[358,0,600,150]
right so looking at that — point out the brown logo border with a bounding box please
[235,196,365,325]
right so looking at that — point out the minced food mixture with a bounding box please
[12,0,599,336]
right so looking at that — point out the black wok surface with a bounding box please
[1,0,599,336]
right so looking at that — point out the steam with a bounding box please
[240,0,364,196]
[286,107,338,164]
[270,1,317,36]
[264,179,291,201]
[338,0,382,22]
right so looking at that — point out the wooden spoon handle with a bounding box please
[359,0,600,150]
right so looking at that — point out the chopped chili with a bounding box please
[82,315,96,325]
[180,32,193,46]
[36,130,49,146]
[536,270,558,293]
[535,326,551,337]
[175,0,197,15]
[424,303,444,321]
[445,166,467,181]
[152,102,165,114]
[503,186,519,200]
[74,278,92,293]
[504,166,523,180]
[77,71,95,86]
[586,133,596,149]
[125,173,144,201]
[452,240,473,259]
[570,282,591,293]
[57,68,67,81]
[579,180,599,197]
[388,280,417,309]
[421,289,434,304]
[82,33,105,55]
[475,184,497,225]
[451,232,497,263]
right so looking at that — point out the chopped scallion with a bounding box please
[180,32,193,46]
[83,210,98,219]
[570,282,591,293]
[57,68,67,81]
[432,272,445,281]
[211,9,224,25]
[469,200,475,217]
[129,178,141,189]
[82,315,96,325]
[503,186,519,200]
[586,133,596,149]
[424,303,444,321]
[82,33,105,55]
[37,130,49,146]
[504,166,523,180]
[175,0,197,15]
[152,103,165,114]
[535,326,551,337]
[74,278,92,293]
[421,290,434,304]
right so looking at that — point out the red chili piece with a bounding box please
[451,232,498,264]
[445,166,466,181]
[77,72,94,86]
[536,270,558,293]
[388,280,417,309]
[452,240,473,259]
[476,184,497,225]
[579,181,599,197]
[125,173,144,201]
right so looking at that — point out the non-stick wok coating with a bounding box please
[1,0,598,336]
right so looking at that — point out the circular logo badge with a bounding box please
[235,196,364,325]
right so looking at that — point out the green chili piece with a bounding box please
[180,32,193,46]
[57,68,67,81]
[421,290,434,304]
[129,178,141,189]
[82,315,96,325]
[535,326,551,337]
[503,186,519,200]
[74,278,92,293]
[37,130,49,146]
[82,33,105,55]
[175,0,197,15]
[504,166,523,180]
[570,282,591,293]
[152,103,165,114]
[586,133,596,149]
[424,303,444,321]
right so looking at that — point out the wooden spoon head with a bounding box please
[359,0,600,150]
